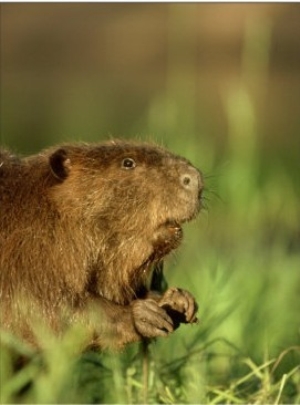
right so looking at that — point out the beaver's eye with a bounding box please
[122,158,136,170]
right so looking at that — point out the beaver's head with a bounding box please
[48,141,204,304]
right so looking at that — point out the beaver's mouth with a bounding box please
[147,219,183,263]
[147,197,202,263]
[135,196,203,295]
[134,215,196,294]
[164,219,183,234]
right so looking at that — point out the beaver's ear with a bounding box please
[49,148,71,180]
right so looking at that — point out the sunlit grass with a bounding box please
[1,116,299,402]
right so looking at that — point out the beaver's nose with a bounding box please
[180,166,203,194]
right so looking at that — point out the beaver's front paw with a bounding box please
[158,287,198,328]
[131,298,174,338]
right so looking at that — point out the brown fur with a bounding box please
[0,141,203,350]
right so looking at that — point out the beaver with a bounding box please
[0,140,203,350]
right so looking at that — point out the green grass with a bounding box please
[1,125,299,403]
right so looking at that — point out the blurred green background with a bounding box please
[1,4,300,160]
[1,3,300,403]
